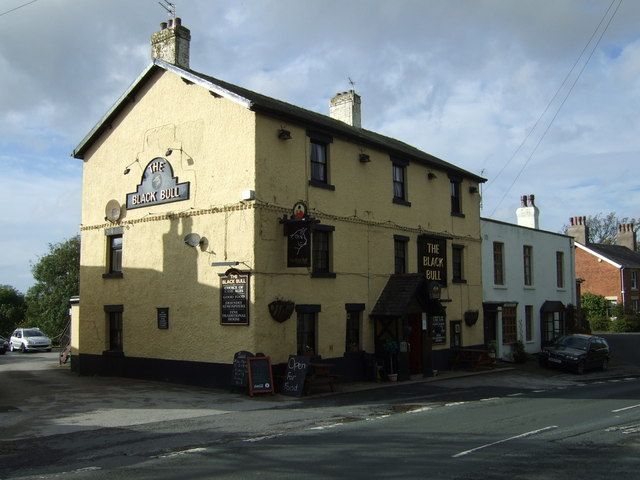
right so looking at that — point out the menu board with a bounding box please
[220,270,250,325]
[230,351,254,390]
[247,356,274,396]
[431,315,446,345]
[281,356,310,397]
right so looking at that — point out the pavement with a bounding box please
[2,350,639,444]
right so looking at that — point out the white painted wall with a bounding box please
[481,218,576,358]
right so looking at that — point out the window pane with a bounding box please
[297,312,316,355]
[345,310,360,352]
[452,246,463,281]
[493,242,504,285]
[310,142,327,183]
[109,311,123,351]
[502,306,517,344]
[110,235,123,273]
[313,230,330,273]
[556,252,564,288]
[525,305,533,342]
[394,239,407,274]
[393,165,405,200]
[523,246,532,286]
[451,180,461,214]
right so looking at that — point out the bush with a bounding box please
[589,316,610,332]
[611,314,640,333]
[511,340,527,363]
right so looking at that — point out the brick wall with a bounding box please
[575,248,621,302]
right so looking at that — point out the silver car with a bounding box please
[9,328,52,353]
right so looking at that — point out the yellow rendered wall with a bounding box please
[253,114,484,362]
[79,70,259,363]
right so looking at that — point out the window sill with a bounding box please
[311,271,337,278]
[102,272,123,279]
[493,285,508,290]
[451,212,465,218]
[392,198,411,207]
[523,285,535,290]
[452,278,467,284]
[309,179,335,191]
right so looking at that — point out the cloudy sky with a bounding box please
[1,0,638,293]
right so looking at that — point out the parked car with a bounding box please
[0,336,7,354]
[9,328,52,353]
[539,334,610,374]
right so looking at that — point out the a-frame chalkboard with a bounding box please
[230,351,253,392]
[281,356,310,397]
[247,356,274,396]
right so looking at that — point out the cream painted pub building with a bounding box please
[71,19,486,386]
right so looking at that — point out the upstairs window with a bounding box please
[450,177,462,215]
[394,235,408,274]
[523,245,533,286]
[312,225,335,277]
[308,130,334,190]
[556,251,564,288]
[452,244,465,282]
[391,158,410,206]
[493,242,505,285]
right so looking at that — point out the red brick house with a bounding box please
[567,217,640,314]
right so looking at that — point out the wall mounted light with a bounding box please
[123,159,141,175]
[278,128,292,140]
[165,147,194,165]
[427,172,437,180]
[359,153,370,163]
[469,186,479,194]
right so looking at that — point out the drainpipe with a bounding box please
[621,268,626,313]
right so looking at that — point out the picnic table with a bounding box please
[305,363,339,394]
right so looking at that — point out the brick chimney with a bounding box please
[151,17,191,69]
[330,90,361,128]
[617,223,637,251]
[515,194,539,229]
[567,216,590,245]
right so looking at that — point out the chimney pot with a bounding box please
[160,22,167,30]
[567,215,589,244]
[520,195,527,207]
[528,194,535,206]
[174,17,182,26]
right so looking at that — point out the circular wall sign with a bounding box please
[292,201,307,219]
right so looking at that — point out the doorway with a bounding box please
[408,313,423,374]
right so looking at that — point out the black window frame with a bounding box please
[104,305,123,352]
[523,245,533,286]
[556,251,564,288]
[394,235,409,274]
[308,130,335,190]
[451,244,465,283]
[449,175,463,216]
[525,305,533,342]
[103,234,123,278]
[296,304,320,356]
[493,242,504,285]
[345,304,365,353]
[391,158,411,206]
[312,224,336,278]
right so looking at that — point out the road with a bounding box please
[2,348,640,479]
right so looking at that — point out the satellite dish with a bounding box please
[184,233,202,247]
[105,199,121,223]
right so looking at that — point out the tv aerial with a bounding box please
[105,199,121,223]
[158,0,176,19]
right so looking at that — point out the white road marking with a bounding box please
[480,397,500,402]
[532,390,547,393]
[612,404,640,413]
[452,426,558,458]
[507,393,524,397]
[308,423,343,431]
[445,402,467,407]
[243,434,282,442]
[407,406,432,414]
[157,447,208,458]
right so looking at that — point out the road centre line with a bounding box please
[612,404,640,413]
[452,426,558,458]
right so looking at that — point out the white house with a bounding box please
[481,195,576,359]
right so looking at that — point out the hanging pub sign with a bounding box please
[282,201,317,268]
[220,269,250,325]
[126,157,190,209]
[417,235,447,287]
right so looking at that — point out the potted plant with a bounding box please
[487,340,497,359]
[511,340,527,364]
[268,297,295,323]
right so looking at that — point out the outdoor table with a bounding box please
[452,348,495,371]
[305,363,338,394]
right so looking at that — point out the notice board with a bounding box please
[281,356,310,397]
[220,270,250,325]
[247,356,274,396]
[230,350,254,391]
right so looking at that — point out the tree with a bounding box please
[581,293,609,320]
[0,285,26,337]
[25,236,80,338]
[563,212,639,247]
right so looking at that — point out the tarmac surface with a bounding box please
[2,349,639,443]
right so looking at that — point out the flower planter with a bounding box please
[387,373,398,382]
[268,300,295,323]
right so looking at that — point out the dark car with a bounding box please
[539,334,610,374]
[0,336,7,354]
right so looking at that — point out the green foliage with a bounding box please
[511,340,527,363]
[565,304,590,334]
[581,293,609,320]
[611,314,640,333]
[25,236,80,338]
[0,285,26,337]
[589,316,610,332]
[563,212,639,248]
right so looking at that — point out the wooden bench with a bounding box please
[452,348,495,371]
[305,363,339,394]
